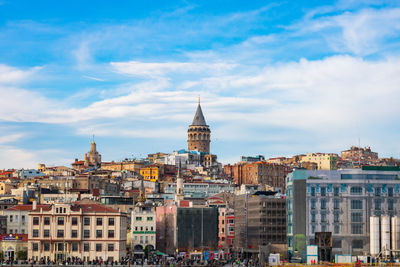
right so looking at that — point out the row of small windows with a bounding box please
[32,229,115,238]
[32,242,115,252]
[135,216,153,221]
[310,186,395,196]
[33,217,115,226]
[310,199,395,211]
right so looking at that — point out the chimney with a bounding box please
[32,200,37,210]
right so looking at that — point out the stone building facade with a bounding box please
[28,202,127,262]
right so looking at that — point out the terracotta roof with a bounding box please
[7,204,51,211]
[71,203,120,213]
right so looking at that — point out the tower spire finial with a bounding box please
[198,95,200,105]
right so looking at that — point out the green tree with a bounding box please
[293,234,306,256]
[17,250,27,260]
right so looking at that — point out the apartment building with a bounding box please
[28,202,127,262]
[300,153,338,170]
[131,203,156,255]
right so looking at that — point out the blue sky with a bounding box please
[1,0,400,168]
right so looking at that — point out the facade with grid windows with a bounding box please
[28,202,127,262]
[286,168,400,259]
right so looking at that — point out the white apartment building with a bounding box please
[131,203,156,255]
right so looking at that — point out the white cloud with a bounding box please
[293,7,400,55]
[0,64,40,84]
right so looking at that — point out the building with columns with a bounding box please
[187,99,211,154]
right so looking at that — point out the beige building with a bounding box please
[131,203,156,256]
[300,153,338,170]
[28,202,127,262]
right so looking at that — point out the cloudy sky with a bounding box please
[1,0,400,168]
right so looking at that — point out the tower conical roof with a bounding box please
[191,103,207,126]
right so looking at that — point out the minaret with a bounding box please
[175,163,184,202]
[187,97,211,153]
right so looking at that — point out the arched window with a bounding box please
[194,134,197,140]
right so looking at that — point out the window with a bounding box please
[84,243,89,252]
[334,199,340,209]
[108,244,114,251]
[22,215,25,223]
[311,225,315,234]
[84,217,90,225]
[72,243,78,251]
[147,217,153,221]
[311,213,316,223]
[84,230,90,238]
[57,217,64,225]
[311,199,316,209]
[96,244,102,252]
[389,199,394,211]
[351,200,362,209]
[71,230,78,238]
[32,243,39,251]
[375,187,381,197]
[321,225,326,232]
[375,199,381,210]
[321,187,326,196]
[96,230,102,238]
[389,187,394,197]
[33,217,39,225]
[352,240,363,249]
[44,229,50,237]
[321,213,326,223]
[32,229,39,237]
[136,216,142,221]
[108,230,114,238]
[57,230,64,238]
[334,187,339,196]
[44,217,50,225]
[350,187,362,195]
[57,243,64,251]
[108,218,114,226]
[72,217,78,225]
[311,187,315,196]
[351,224,362,234]
[9,229,12,234]
[321,199,326,210]
[333,239,341,248]
[351,212,362,223]
[96,218,102,226]
[44,243,50,251]
[334,212,340,223]
[334,225,340,234]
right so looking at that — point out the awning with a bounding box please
[155,251,167,256]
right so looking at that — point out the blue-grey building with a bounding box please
[286,167,400,259]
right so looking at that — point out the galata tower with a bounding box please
[187,98,211,153]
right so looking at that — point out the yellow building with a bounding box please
[139,166,160,182]
[300,153,338,170]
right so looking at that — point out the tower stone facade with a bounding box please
[84,139,102,167]
[187,100,211,153]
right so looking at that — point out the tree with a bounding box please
[17,250,27,260]
[293,234,306,256]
